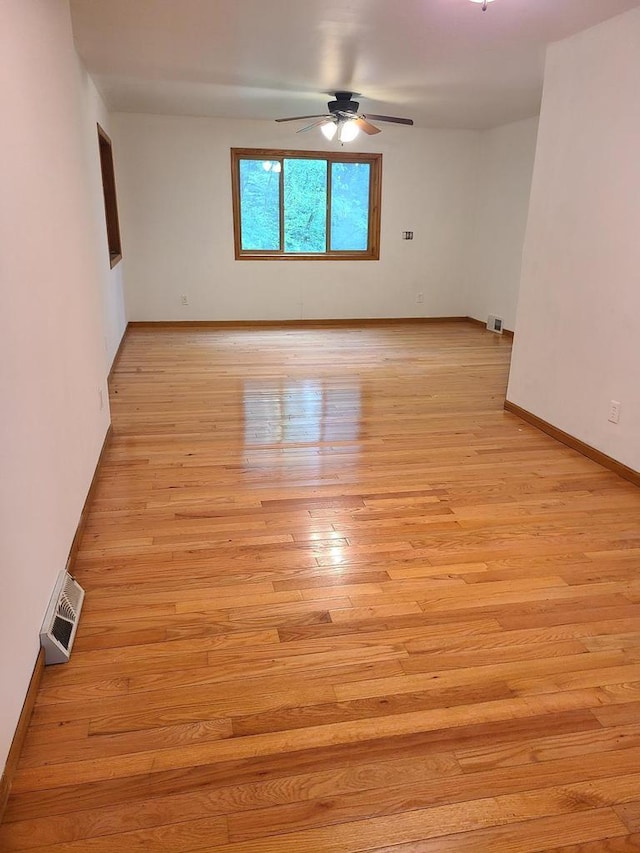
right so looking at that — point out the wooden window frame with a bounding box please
[231,148,382,261]
[97,124,123,268]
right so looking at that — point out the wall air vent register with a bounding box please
[40,570,85,664]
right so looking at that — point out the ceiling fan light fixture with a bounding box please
[321,121,337,140]
[469,0,495,9]
[338,119,359,144]
[276,92,412,137]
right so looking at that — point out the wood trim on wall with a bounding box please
[66,425,113,572]
[97,124,123,269]
[107,323,129,386]
[127,318,515,335]
[0,651,45,821]
[0,424,114,823]
[230,148,382,261]
[505,400,640,488]
[128,317,475,329]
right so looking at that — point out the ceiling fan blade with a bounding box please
[354,117,381,135]
[364,114,414,126]
[297,118,333,134]
[275,114,328,123]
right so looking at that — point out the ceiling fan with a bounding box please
[275,92,414,143]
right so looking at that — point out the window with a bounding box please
[97,124,122,268]
[231,149,381,260]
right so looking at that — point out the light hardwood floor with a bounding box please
[3,322,640,852]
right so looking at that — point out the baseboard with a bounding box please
[128,317,471,329]
[123,318,514,337]
[66,425,113,571]
[504,400,640,488]
[0,650,45,822]
[107,322,129,385]
[465,316,514,338]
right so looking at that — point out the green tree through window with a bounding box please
[331,162,370,251]
[284,158,327,253]
[231,149,381,260]
[239,160,280,251]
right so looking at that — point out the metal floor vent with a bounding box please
[487,314,504,334]
[40,570,85,664]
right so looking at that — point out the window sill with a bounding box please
[235,252,379,262]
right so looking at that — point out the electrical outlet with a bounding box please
[608,400,621,424]
[416,292,424,304]
[180,294,189,306]
[98,388,104,411]
[402,231,414,240]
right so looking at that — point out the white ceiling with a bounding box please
[70,0,640,130]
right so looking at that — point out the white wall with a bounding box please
[466,117,539,331]
[0,0,126,773]
[507,8,640,473]
[77,63,128,366]
[112,113,480,321]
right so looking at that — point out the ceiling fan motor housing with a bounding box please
[329,92,359,116]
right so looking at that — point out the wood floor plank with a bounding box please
[0,816,228,852]
[0,753,459,849]
[615,802,640,832]
[224,774,640,844]
[7,691,624,792]
[538,837,640,853]
[593,701,640,728]
[456,721,640,771]
[334,650,626,701]
[4,322,640,852]
[367,813,631,853]
[9,731,640,829]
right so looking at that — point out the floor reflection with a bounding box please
[243,379,362,446]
